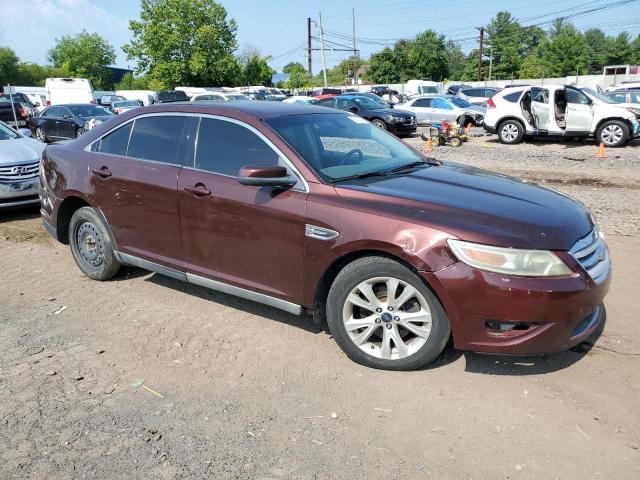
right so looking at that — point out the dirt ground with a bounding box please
[1,134,639,479]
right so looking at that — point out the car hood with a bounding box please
[0,137,45,165]
[334,162,592,251]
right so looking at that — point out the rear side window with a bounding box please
[532,89,549,103]
[503,91,522,103]
[92,122,133,155]
[127,116,189,165]
[195,118,279,176]
[462,88,482,97]
[413,98,431,107]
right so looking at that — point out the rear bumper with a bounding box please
[422,258,611,355]
[483,124,497,134]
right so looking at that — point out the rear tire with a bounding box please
[69,207,121,281]
[35,127,48,143]
[326,256,450,371]
[498,119,524,144]
[76,127,86,137]
[595,120,629,148]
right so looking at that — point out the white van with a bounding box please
[115,90,157,106]
[175,86,208,99]
[406,79,440,96]
[45,78,94,106]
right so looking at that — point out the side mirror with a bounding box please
[349,106,359,113]
[18,128,32,137]
[237,165,297,188]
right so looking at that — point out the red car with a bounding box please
[39,102,610,370]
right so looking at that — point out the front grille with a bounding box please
[0,161,39,183]
[570,229,610,284]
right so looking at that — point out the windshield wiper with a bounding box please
[330,170,392,183]
[387,161,430,173]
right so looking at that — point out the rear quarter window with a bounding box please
[503,91,522,103]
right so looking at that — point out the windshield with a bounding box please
[0,94,30,107]
[113,100,139,107]
[227,94,249,101]
[450,97,471,108]
[0,122,20,140]
[68,105,114,117]
[266,113,426,182]
[582,88,615,104]
[418,86,438,94]
[350,96,384,110]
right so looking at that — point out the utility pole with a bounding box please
[476,27,484,82]
[352,8,357,86]
[488,47,493,81]
[307,17,312,75]
[318,11,328,87]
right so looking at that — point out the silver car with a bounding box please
[457,87,501,106]
[398,95,485,126]
[0,122,44,208]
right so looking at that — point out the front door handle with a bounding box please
[92,166,112,178]
[184,184,211,197]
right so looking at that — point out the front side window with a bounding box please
[566,89,590,105]
[629,92,640,103]
[127,116,189,165]
[195,117,279,176]
[91,122,133,156]
[266,113,428,183]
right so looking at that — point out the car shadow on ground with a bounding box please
[143,270,603,375]
[0,204,40,223]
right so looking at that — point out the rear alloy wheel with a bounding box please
[69,207,121,281]
[371,119,387,130]
[596,120,629,148]
[76,127,86,137]
[498,120,524,144]
[35,127,47,143]
[327,257,450,370]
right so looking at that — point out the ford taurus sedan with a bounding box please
[40,102,610,370]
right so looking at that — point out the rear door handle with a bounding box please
[184,184,211,197]
[92,167,112,178]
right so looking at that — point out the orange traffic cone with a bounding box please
[425,136,433,152]
[596,142,606,159]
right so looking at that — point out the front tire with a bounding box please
[371,118,387,130]
[596,120,629,148]
[69,207,121,281]
[326,256,450,370]
[76,127,86,137]
[498,119,524,144]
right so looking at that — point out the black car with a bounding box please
[153,90,189,103]
[317,94,417,136]
[0,93,38,118]
[445,84,472,95]
[30,104,115,143]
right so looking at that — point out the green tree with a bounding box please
[115,72,151,90]
[444,41,466,81]
[325,56,365,85]
[0,47,21,86]
[485,12,522,79]
[583,29,610,73]
[544,20,588,76]
[518,54,546,79]
[406,30,448,80]
[240,52,275,86]
[283,62,306,74]
[47,30,116,89]
[124,0,240,89]
[630,34,640,64]
[366,48,398,83]
[607,32,632,65]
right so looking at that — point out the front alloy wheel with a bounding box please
[35,127,47,142]
[343,277,432,360]
[596,120,628,147]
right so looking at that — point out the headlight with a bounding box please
[626,107,640,116]
[447,239,573,277]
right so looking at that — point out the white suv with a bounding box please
[484,85,640,147]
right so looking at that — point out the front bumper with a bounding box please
[422,255,610,355]
[0,178,40,209]
[390,121,418,135]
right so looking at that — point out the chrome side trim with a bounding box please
[186,273,303,315]
[118,252,187,282]
[116,251,303,315]
[305,224,339,240]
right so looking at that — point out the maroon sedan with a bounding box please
[39,102,610,370]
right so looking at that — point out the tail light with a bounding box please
[47,100,51,106]
[17,105,27,118]
[487,97,496,109]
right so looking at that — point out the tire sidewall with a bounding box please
[596,120,629,148]
[498,119,524,144]
[36,127,47,143]
[68,207,120,280]
[326,257,450,371]
[372,119,387,130]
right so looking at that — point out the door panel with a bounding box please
[531,88,551,131]
[87,114,192,269]
[178,170,307,303]
[564,89,594,133]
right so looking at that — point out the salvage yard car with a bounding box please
[40,102,610,370]
[398,95,484,126]
[0,121,44,208]
[31,104,115,142]
[484,85,640,147]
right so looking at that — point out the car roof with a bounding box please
[140,101,341,119]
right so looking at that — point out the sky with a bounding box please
[0,0,638,73]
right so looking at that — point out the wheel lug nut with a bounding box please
[375,318,381,324]
[388,306,394,311]
[376,308,382,313]
[385,324,392,329]
[394,316,400,321]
